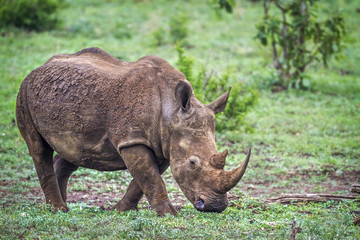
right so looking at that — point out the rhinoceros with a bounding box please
[16,47,250,216]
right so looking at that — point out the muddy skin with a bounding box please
[16,47,251,216]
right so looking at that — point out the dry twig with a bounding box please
[290,219,301,240]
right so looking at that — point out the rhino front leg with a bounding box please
[119,145,176,216]
[114,161,170,212]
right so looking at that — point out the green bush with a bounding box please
[151,26,166,46]
[0,0,62,31]
[169,12,189,43]
[255,0,346,89]
[176,43,258,133]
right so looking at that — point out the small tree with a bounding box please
[255,0,346,89]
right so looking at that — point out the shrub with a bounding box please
[176,43,258,133]
[169,12,189,43]
[0,0,62,31]
[255,0,346,89]
[151,26,166,46]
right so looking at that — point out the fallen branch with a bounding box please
[350,184,360,194]
[265,194,359,204]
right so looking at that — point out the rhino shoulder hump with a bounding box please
[137,55,185,78]
[75,47,112,58]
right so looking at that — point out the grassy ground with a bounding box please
[0,0,359,239]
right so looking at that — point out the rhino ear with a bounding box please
[207,87,231,114]
[175,81,192,111]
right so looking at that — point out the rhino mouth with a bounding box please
[193,196,227,213]
[194,198,205,211]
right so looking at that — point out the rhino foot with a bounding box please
[52,203,70,213]
[113,200,139,212]
[152,200,177,216]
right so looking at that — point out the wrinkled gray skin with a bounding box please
[16,47,251,216]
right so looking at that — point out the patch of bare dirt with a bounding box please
[1,168,358,209]
[0,180,17,186]
[0,177,187,210]
[237,169,360,199]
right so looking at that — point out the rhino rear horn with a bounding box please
[175,81,192,111]
[209,149,228,169]
[207,87,231,114]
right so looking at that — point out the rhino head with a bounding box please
[168,81,251,213]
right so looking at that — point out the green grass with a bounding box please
[1,200,359,239]
[0,0,359,239]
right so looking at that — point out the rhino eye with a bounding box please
[188,156,200,168]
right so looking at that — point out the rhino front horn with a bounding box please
[214,147,251,194]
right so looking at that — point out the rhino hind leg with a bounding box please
[113,179,143,211]
[16,90,69,212]
[17,125,69,212]
[114,160,170,212]
[119,145,176,216]
[53,154,79,202]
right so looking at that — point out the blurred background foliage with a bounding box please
[0,0,358,134]
[0,0,63,31]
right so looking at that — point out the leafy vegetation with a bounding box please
[0,0,359,239]
[255,0,346,89]
[170,11,189,43]
[0,0,63,31]
[176,43,258,132]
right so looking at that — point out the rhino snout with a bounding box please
[195,199,205,211]
[194,195,228,213]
